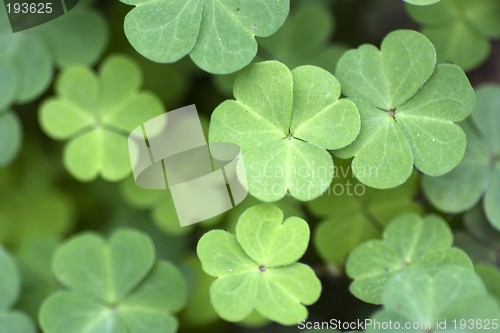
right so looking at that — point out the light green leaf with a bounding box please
[40,292,126,333]
[118,262,187,333]
[346,213,473,304]
[335,30,474,188]
[210,61,360,201]
[120,0,290,74]
[423,84,500,230]
[40,230,187,333]
[0,247,20,309]
[52,229,155,304]
[39,55,165,182]
[0,110,22,167]
[407,0,500,70]
[197,204,321,325]
[367,266,500,332]
[404,0,440,5]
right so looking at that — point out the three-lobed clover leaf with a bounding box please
[407,0,500,71]
[423,84,500,230]
[209,61,360,202]
[335,29,475,189]
[0,246,36,333]
[0,2,108,105]
[0,110,22,166]
[40,229,187,333]
[119,0,290,74]
[346,213,473,304]
[367,266,500,332]
[310,161,422,267]
[197,204,321,325]
[39,55,165,182]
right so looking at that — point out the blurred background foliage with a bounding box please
[0,0,500,332]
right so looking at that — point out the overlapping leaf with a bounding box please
[214,3,348,96]
[197,204,321,325]
[367,267,500,332]
[210,61,360,201]
[119,0,290,74]
[407,0,500,70]
[335,29,475,189]
[39,55,165,182]
[0,2,108,105]
[423,84,500,230]
[346,213,473,304]
[310,160,422,267]
[40,229,187,333]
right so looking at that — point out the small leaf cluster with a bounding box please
[40,229,187,333]
[347,213,500,332]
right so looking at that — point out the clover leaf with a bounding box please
[0,110,22,166]
[213,3,348,96]
[346,213,473,304]
[39,55,165,182]
[423,84,500,230]
[310,160,422,267]
[119,0,289,74]
[335,29,475,189]
[209,61,360,201]
[0,2,108,105]
[367,266,500,333]
[40,229,187,333]
[197,204,321,325]
[0,246,36,333]
[475,263,500,303]
[407,0,500,71]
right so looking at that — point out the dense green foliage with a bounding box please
[1,0,500,333]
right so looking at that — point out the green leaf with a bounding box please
[407,0,500,70]
[311,162,422,266]
[404,0,440,5]
[0,310,36,333]
[475,263,500,304]
[39,55,165,182]
[0,110,22,167]
[52,229,155,304]
[335,29,474,188]
[119,0,290,74]
[346,213,473,304]
[209,61,360,201]
[0,247,20,309]
[0,3,108,104]
[197,204,321,325]
[40,230,187,333]
[367,266,500,332]
[423,84,500,230]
